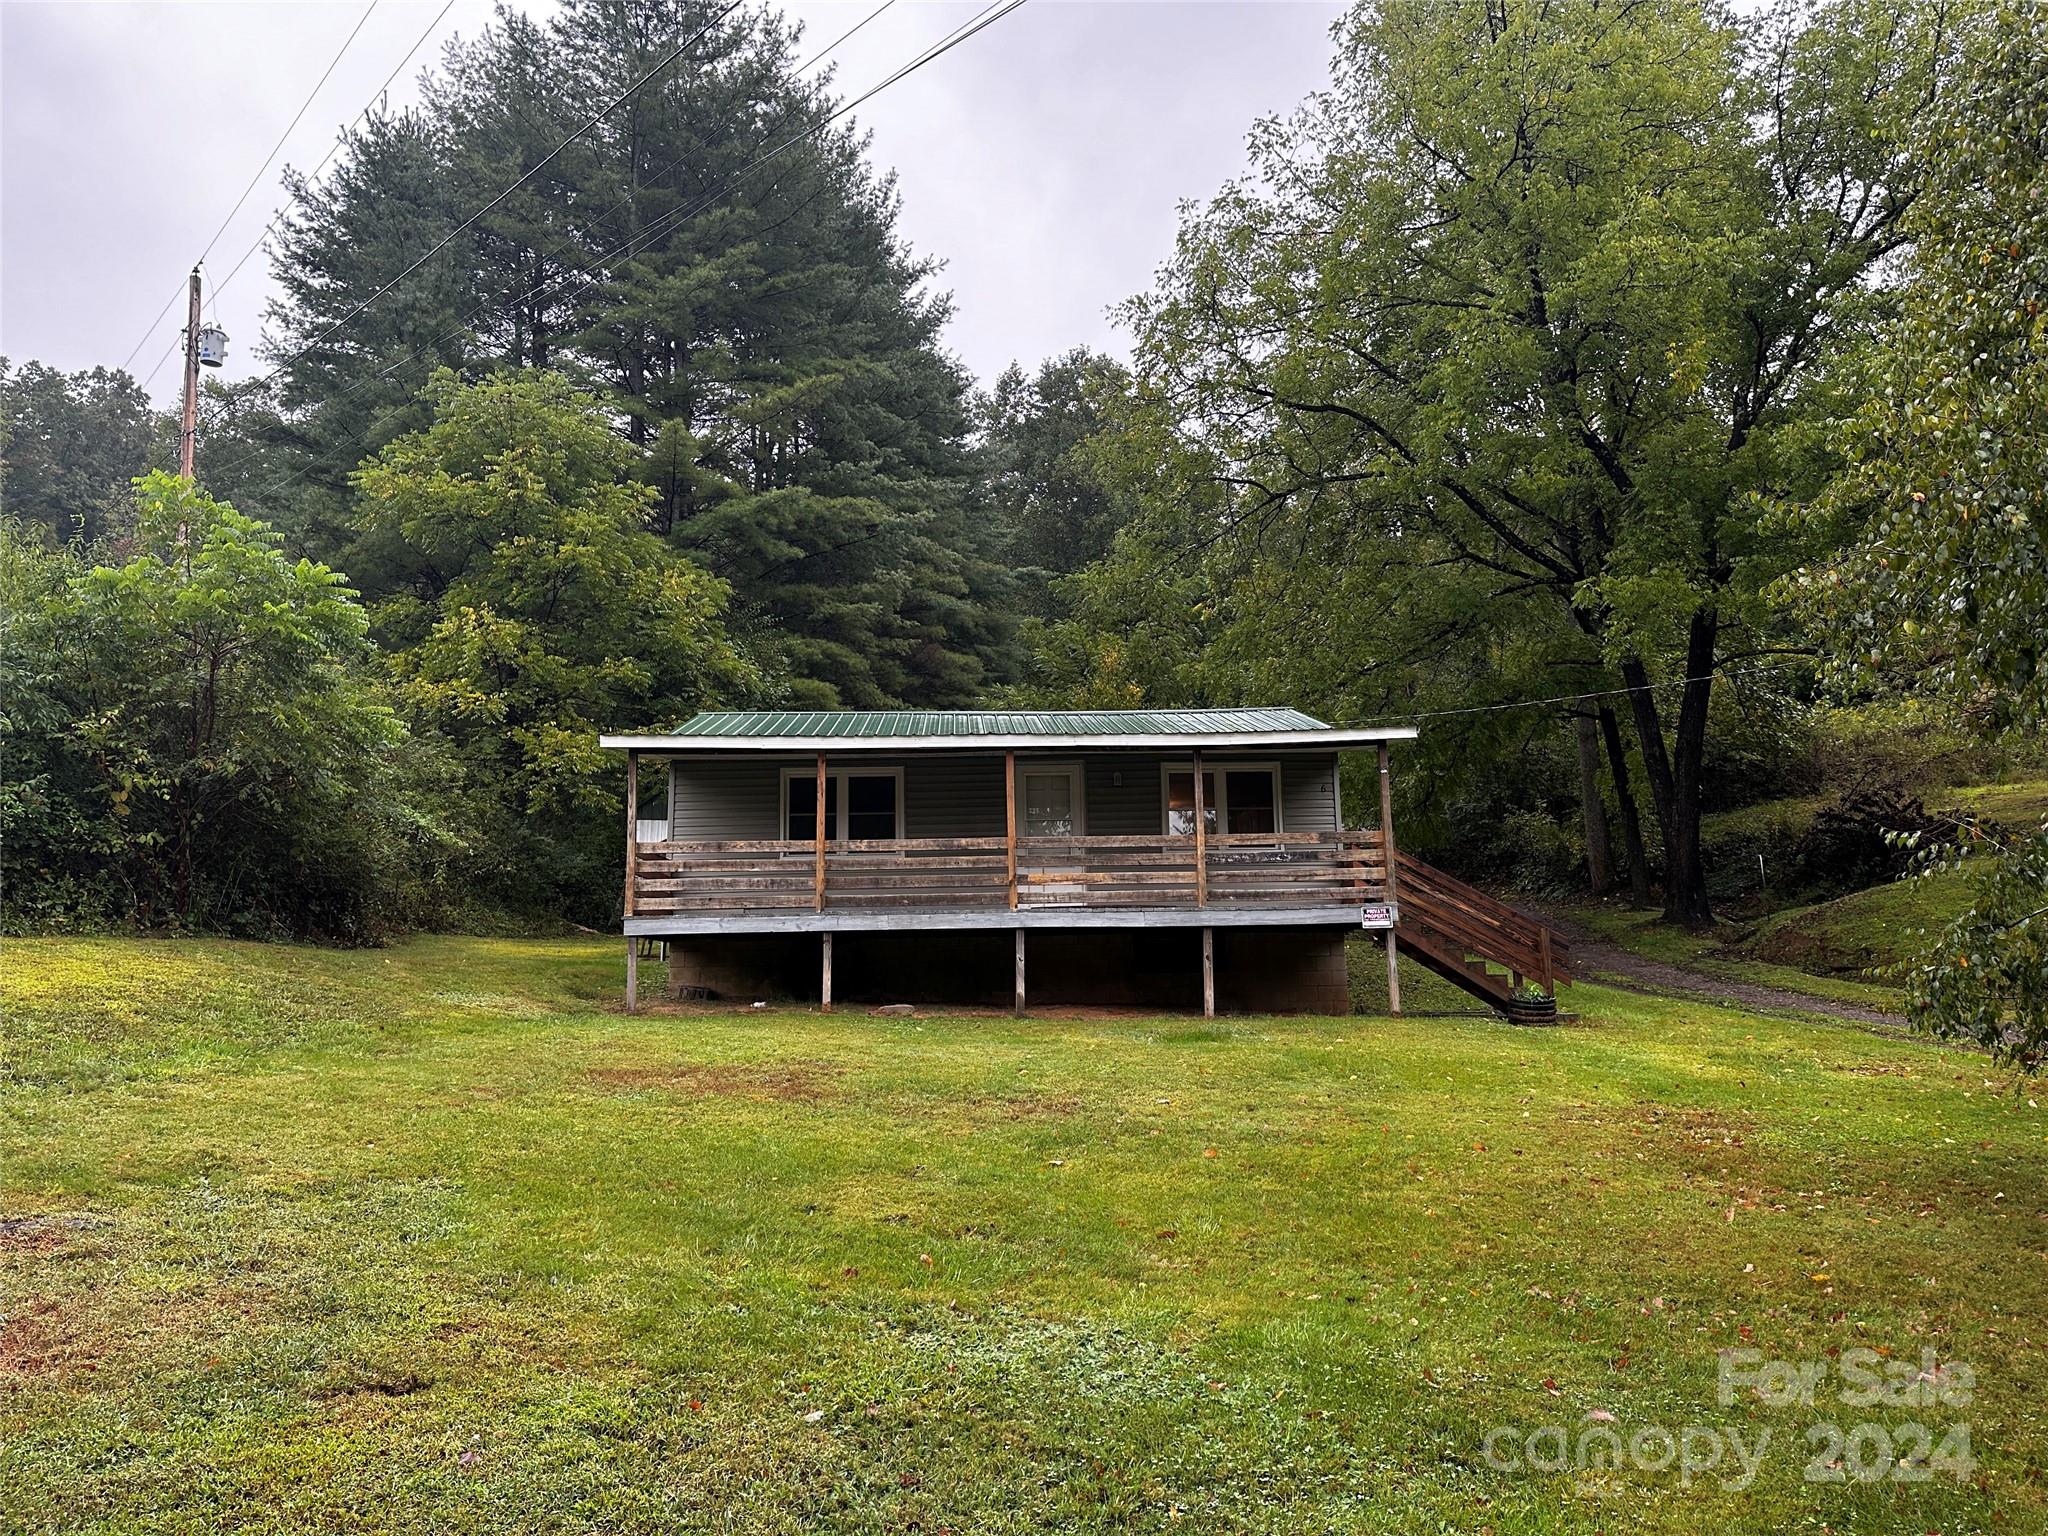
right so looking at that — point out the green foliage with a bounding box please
[248,107,475,545]
[1048,0,1942,925]
[354,370,759,915]
[0,476,445,939]
[1794,4,2046,733]
[1792,0,2048,1060]
[0,358,164,546]
[252,0,1019,707]
[974,349,1138,619]
[1897,830,2048,1067]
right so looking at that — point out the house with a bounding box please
[598,709,1569,1017]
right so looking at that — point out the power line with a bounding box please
[119,1,383,374]
[120,283,194,375]
[794,0,900,74]
[206,0,1015,491]
[1324,656,1812,728]
[237,0,750,404]
[208,0,461,307]
[204,0,908,443]
[199,1,384,266]
[139,331,185,392]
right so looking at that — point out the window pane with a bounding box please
[845,774,896,841]
[1024,773,1074,836]
[1225,770,1276,834]
[1166,771,1217,836]
[787,776,837,841]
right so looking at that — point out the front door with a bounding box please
[1018,763,1084,901]
[1021,767,1081,836]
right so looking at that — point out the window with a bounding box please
[1162,763,1282,836]
[785,775,836,842]
[1018,763,1084,837]
[782,768,902,842]
[1165,770,1216,837]
[1224,769,1276,834]
[846,773,898,841]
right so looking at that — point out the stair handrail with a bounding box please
[1395,852,1572,989]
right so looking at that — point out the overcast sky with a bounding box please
[1,0,1343,409]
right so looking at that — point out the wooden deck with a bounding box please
[626,830,1390,934]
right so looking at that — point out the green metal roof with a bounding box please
[667,708,1331,739]
[598,706,1420,751]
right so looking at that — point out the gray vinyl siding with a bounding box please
[669,757,787,839]
[668,750,1340,839]
[1281,757,1338,832]
[1083,757,1162,835]
[670,755,1004,840]
[903,756,1006,837]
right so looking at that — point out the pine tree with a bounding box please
[253,0,1021,704]
[259,107,480,564]
[976,349,1137,618]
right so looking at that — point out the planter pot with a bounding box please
[1505,994,1559,1026]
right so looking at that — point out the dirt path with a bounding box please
[1537,910,1903,1028]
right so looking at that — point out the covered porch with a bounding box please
[602,709,1421,1016]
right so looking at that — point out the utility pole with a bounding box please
[178,266,203,479]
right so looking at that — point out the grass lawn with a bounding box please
[3,936,2044,1533]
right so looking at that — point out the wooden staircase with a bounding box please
[1393,853,1572,1021]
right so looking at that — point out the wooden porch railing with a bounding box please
[631,830,1389,916]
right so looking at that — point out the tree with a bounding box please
[0,474,434,938]
[1794,0,2047,1062]
[976,349,1138,618]
[255,106,478,559]
[252,0,1021,706]
[352,369,759,913]
[1086,0,1942,925]
[0,359,163,546]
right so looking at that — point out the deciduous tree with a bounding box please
[1794,0,2046,1061]
[353,370,759,911]
[0,474,432,937]
[1086,0,1942,924]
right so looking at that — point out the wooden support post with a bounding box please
[1537,927,1554,996]
[1379,743,1402,1016]
[1014,928,1026,1015]
[1191,747,1207,908]
[625,936,639,1014]
[1377,743,1399,898]
[1004,749,1018,910]
[813,753,827,913]
[623,749,639,919]
[821,932,833,1011]
[1201,925,1215,1018]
